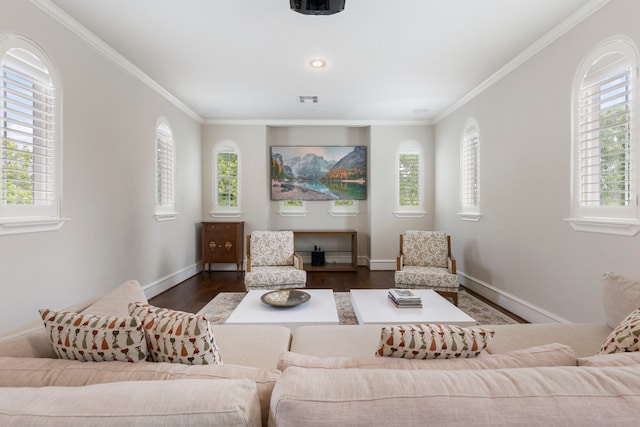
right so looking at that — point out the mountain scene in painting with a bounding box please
[271,146,366,200]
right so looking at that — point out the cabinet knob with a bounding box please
[208,241,217,250]
[224,241,233,252]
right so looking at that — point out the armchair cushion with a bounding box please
[402,231,448,268]
[395,266,459,291]
[250,231,295,267]
[245,266,306,290]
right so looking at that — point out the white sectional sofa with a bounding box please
[1,273,640,426]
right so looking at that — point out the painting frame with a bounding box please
[270,145,367,201]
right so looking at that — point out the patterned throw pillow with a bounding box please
[130,303,223,365]
[376,324,495,359]
[598,307,640,354]
[39,309,148,363]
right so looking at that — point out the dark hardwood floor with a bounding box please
[149,267,527,323]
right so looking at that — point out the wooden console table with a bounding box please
[293,230,357,272]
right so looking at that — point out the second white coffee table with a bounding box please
[226,289,339,330]
[350,289,476,326]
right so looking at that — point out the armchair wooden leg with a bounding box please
[436,291,458,307]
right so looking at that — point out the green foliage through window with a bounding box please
[217,151,238,207]
[399,153,419,207]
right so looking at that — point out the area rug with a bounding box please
[197,290,518,325]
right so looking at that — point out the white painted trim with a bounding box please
[457,212,482,222]
[209,211,244,218]
[154,212,179,222]
[368,259,396,271]
[204,119,432,126]
[458,271,571,324]
[393,211,428,218]
[435,0,612,123]
[142,263,201,299]
[564,217,640,236]
[0,217,70,235]
[30,0,202,122]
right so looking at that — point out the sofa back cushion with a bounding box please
[0,379,261,427]
[0,356,279,426]
[602,272,640,329]
[269,366,640,427]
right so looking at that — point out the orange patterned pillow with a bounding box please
[129,303,222,365]
[376,324,494,359]
[39,309,148,363]
[598,307,640,354]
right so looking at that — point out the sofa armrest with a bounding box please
[293,253,303,270]
[396,254,403,271]
[448,256,456,274]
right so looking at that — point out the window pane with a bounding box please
[217,151,238,207]
[399,153,419,207]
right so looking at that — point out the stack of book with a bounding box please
[388,289,422,308]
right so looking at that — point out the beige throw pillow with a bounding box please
[602,272,640,329]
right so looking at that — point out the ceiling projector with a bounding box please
[290,0,346,15]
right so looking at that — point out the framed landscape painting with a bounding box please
[270,146,367,201]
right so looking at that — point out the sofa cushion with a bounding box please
[82,280,148,317]
[484,323,612,358]
[0,356,279,426]
[602,272,640,329]
[39,309,148,363]
[402,231,448,268]
[578,351,640,366]
[269,366,640,427]
[376,324,494,359]
[0,379,261,427]
[278,343,576,371]
[211,325,291,371]
[598,307,640,354]
[130,303,222,365]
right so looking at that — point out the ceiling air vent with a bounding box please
[299,95,318,104]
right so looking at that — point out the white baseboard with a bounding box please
[143,263,201,298]
[458,271,570,324]
[368,259,396,271]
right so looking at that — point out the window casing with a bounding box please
[458,118,481,221]
[0,35,65,234]
[394,141,426,217]
[567,37,640,236]
[211,142,242,217]
[155,119,177,221]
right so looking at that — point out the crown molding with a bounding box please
[203,119,433,127]
[434,0,612,123]
[30,0,202,123]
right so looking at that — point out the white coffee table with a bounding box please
[350,289,476,326]
[225,289,339,330]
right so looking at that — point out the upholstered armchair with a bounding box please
[394,231,460,306]
[244,231,307,291]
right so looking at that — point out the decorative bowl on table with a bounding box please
[261,290,311,307]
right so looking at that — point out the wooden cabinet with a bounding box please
[293,230,357,272]
[201,221,244,272]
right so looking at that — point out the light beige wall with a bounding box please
[0,0,202,335]
[434,0,640,323]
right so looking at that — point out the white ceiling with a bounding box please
[45,0,603,123]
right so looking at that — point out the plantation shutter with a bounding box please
[462,129,479,209]
[577,52,633,211]
[1,47,56,210]
[156,124,174,208]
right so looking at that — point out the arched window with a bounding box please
[155,118,177,221]
[394,140,425,217]
[0,35,65,234]
[567,37,640,236]
[458,118,481,221]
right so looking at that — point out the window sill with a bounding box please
[457,212,482,222]
[277,210,309,217]
[0,217,70,235]
[209,211,243,218]
[329,210,360,217]
[155,212,180,222]
[564,217,640,236]
[393,210,428,218]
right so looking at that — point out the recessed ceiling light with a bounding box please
[309,58,326,68]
